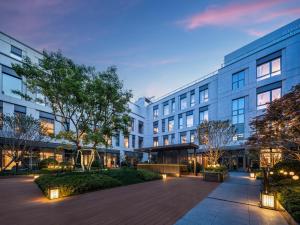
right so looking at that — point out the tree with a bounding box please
[12,51,93,170]
[247,84,300,162]
[0,114,47,172]
[83,67,132,170]
[197,120,236,166]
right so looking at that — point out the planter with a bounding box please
[203,171,228,182]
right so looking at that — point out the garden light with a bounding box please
[279,170,284,174]
[270,171,274,175]
[250,172,255,179]
[284,171,288,175]
[49,188,60,200]
[260,192,276,209]
[162,174,167,180]
[289,171,295,176]
[292,175,299,181]
[33,175,39,179]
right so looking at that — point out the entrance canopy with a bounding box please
[135,143,198,153]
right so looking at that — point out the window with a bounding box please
[2,66,22,99]
[124,136,129,148]
[200,88,208,103]
[180,94,187,110]
[162,119,166,133]
[115,133,120,147]
[138,121,144,134]
[190,90,195,107]
[163,135,169,146]
[130,118,135,132]
[232,70,245,90]
[232,98,245,140]
[153,105,159,119]
[0,101,3,130]
[186,111,194,128]
[11,45,22,57]
[171,98,175,113]
[163,102,169,116]
[14,105,26,116]
[153,121,159,134]
[257,82,282,110]
[257,54,281,81]
[132,135,136,148]
[39,111,55,136]
[36,90,46,106]
[190,130,196,143]
[153,137,159,147]
[170,134,175,144]
[199,106,208,124]
[138,137,143,148]
[178,114,183,129]
[168,117,174,132]
[180,132,187,144]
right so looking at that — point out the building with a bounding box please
[1,19,300,171]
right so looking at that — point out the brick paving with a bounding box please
[0,176,218,225]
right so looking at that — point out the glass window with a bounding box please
[180,132,187,144]
[138,121,144,134]
[186,111,193,128]
[138,136,143,148]
[257,57,281,81]
[171,99,175,113]
[199,110,208,124]
[178,114,183,129]
[124,136,129,148]
[190,130,196,143]
[257,88,281,110]
[200,89,208,103]
[162,119,166,133]
[2,73,22,99]
[0,101,3,130]
[163,135,169,146]
[132,135,135,148]
[163,102,169,116]
[168,117,174,132]
[153,106,159,119]
[232,70,245,90]
[232,97,245,140]
[40,118,54,136]
[180,94,187,110]
[115,133,120,147]
[153,121,159,134]
[11,45,22,57]
[130,118,135,132]
[153,137,158,147]
[170,134,175,144]
[190,90,195,107]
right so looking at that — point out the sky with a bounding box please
[0,0,300,100]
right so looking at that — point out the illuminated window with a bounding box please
[153,105,159,119]
[178,114,183,129]
[186,111,194,128]
[163,102,169,116]
[39,111,55,135]
[180,132,187,144]
[180,94,187,110]
[124,136,129,148]
[257,56,281,81]
[153,137,158,147]
[232,70,245,90]
[257,87,281,110]
[153,121,159,134]
[190,90,195,107]
[168,117,174,132]
[199,106,208,124]
[163,135,169,146]
[190,130,196,143]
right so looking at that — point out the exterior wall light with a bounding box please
[289,171,295,176]
[250,172,256,179]
[162,174,167,180]
[292,175,299,181]
[260,192,276,209]
[49,188,60,200]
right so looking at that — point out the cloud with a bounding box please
[178,0,292,30]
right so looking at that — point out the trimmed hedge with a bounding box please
[204,166,227,173]
[35,173,121,198]
[277,186,300,222]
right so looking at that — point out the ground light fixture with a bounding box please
[279,170,284,174]
[270,171,274,175]
[260,192,276,209]
[49,188,60,200]
[292,175,299,181]
[284,171,288,175]
[162,174,167,180]
[250,172,256,179]
[33,175,39,179]
[289,171,295,176]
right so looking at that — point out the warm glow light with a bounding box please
[250,172,255,178]
[270,171,274,175]
[284,171,288,175]
[162,174,167,180]
[33,175,39,179]
[176,173,180,177]
[261,193,275,209]
[49,188,59,200]
[292,175,299,181]
[279,170,284,174]
[289,171,295,176]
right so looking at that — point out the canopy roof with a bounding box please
[135,143,198,153]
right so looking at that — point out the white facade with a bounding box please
[1,19,300,168]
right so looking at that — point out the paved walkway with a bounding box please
[175,172,288,225]
[0,176,218,225]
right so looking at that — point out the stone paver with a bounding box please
[175,172,288,225]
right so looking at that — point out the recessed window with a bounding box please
[115,133,120,147]
[257,88,281,110]
[153,137,159,147]
[132,135,135,148]
[130,118,135,132]
[153,121,159,134]
[153,105,159,119]
[232,97,245,140]
[232,70,245,90]
[178,114,183,129]
[171,98,175,113]
[163,135,169,146]
[168,117,174,132]
[124,136,129,148]
[138,121,144,134]
[190,130,196,143]
[0,101,3,130]
[11,45,22,57]
[199,106,208,124]
[186,111,194,128]
[163,102,169,116]
[190,90,195,107]
[257,58,281,81]
[170,134,175,144]
[138,136,143,148]
[2,66,22,99]
[179,94,187,110]
[200,89,208,104]
[180,132,187,144]
[162,119,166,133]
[39,111,55,136]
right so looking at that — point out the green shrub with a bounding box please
[204,166,227,173]
[35,173,121,198]
[137,169,161,181]
[39,158,59,169]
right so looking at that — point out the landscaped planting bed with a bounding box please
[35,168,161,198]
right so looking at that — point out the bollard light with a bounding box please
[292,175,299,181]
[250,172,256,179]
[279,170,284,174]
[284,171,288,175]
[289,171,295,176]
[162,174,167,180]
[49,188,60,200]
[261,192,276,209]
[270,171,274,175]
[33,175,40,180]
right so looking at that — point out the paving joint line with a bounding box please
[207,196,259,207]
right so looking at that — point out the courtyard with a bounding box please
[0,176,218,225]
